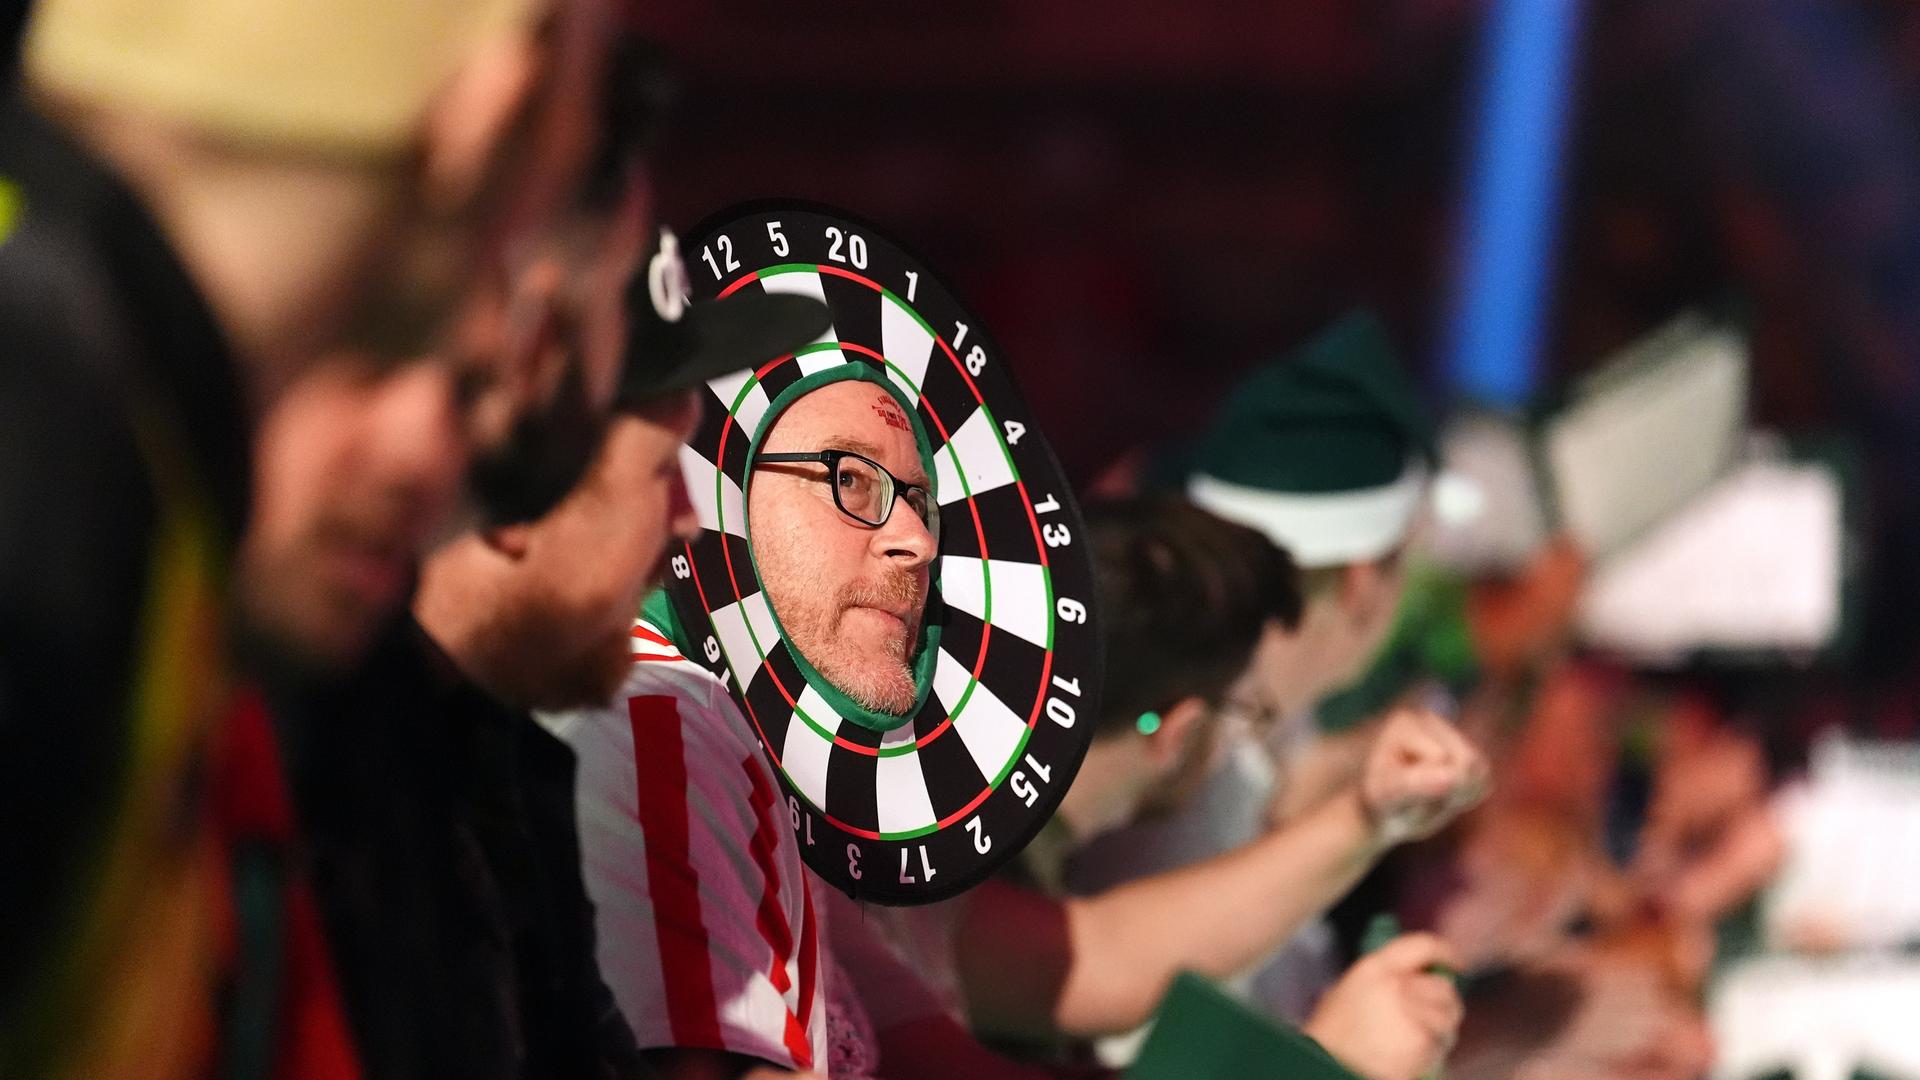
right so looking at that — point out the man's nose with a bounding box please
[875,499,936,568]
[370,364,467,499]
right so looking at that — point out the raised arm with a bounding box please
[957,707,1486,1037]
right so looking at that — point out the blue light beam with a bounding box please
[1442,0,1587,409]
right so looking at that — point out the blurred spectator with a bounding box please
[246,243,642,1077]
[238,356,471,677]
[271,379,701,1078]
[0,0,612,1074]
[865,496,1480,1080]
[245,40,827,1063]
[1065,311,1458,1041]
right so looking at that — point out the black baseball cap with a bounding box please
[617,227,831,405]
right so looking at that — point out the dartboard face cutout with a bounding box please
[662,202,1103,905]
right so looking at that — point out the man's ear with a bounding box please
[481,521,535,560]
[1144,696,1211,768]
[419,31,541,213]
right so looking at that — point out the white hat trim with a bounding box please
[1188,461,1428,568]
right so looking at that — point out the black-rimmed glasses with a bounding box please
[755,449,940,541]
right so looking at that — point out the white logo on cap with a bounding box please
[647,228,690,324]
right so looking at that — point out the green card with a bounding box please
[1128,973,1360,1080]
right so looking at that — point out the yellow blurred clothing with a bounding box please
[0,99,358,1079]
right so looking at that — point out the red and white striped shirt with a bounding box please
[538,621,833,1073]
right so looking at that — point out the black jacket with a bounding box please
[271,618,648,1080]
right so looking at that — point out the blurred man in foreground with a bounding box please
[245,221,828,1075]
[0,0,612,1072]
[237,33,673,678]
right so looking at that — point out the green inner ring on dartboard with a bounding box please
[706,266,1059,840]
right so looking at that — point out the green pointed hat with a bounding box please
[1188,310,1437,568]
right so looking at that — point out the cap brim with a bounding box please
[620,291,831,404]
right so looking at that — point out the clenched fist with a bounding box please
[1305,933,1465,1080]
[1360,708,1490,847]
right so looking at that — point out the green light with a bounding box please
[1136,711,1162,736]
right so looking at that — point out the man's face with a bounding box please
[504,392,699,707]
[1324,549,1408,695]
[1274,552,1409,714]
[240,357,469,672]
[749,381,938,715]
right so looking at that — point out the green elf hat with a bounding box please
[1188,310,1439,568]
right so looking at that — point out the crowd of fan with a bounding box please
[0,2,1804,1079]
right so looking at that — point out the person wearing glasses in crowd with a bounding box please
[870,496,1481,1080]
[1064,310,1482,1044]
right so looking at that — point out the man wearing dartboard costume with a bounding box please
[539,206,1111,1079]
[543,365,1022,1079]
